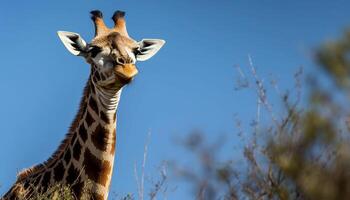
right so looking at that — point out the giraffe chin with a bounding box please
[115,73,134,85]
[113,64,138,84]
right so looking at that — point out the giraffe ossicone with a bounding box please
[2,10,165,200]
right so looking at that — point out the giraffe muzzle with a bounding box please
[114,64,138,81]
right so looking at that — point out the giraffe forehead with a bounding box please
[91,31,138,49]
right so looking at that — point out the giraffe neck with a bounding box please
[66,75,123,197]
[68,77,122,199]
[9,76,123,200]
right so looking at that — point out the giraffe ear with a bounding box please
[136,39,165,61]
[57,31,88,56]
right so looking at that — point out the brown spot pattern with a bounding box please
[41,171,51,189]
[85,110,95,127]
[73,140,82,161]
[79,124,88,142]
[71,179,84,199]
[66,164,80,184]
[100,110,109,124]
[89,97,98,113]
[83,149,112,186]
[110,128,116,154]
[64,149,71,164]
[91,124,109,151]
[94,71,101,80]
[54,162,65,182]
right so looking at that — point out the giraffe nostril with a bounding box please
[116,57,126,65]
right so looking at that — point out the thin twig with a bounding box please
[248,55,280,129]
[134,163,141,200]
[134,131,152,200]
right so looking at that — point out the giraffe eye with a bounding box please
[89,46,102,57]
[116,57,126,65]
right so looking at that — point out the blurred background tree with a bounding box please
[172,30,350,200]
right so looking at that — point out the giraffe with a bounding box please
[2,10,165,200]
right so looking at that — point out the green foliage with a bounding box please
[317,30,350,88]
[268,30,350,200]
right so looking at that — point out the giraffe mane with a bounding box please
[16,80,92,182]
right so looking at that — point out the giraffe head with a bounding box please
[57,10,165,87]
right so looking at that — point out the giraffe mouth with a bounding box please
[114,64,138,83]
[116,73,134,85]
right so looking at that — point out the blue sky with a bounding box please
[1,0,350,199]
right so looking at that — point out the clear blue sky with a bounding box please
[1,0,349,199]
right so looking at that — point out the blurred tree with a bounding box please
[174,30,350,200]
[269,29,350,200]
